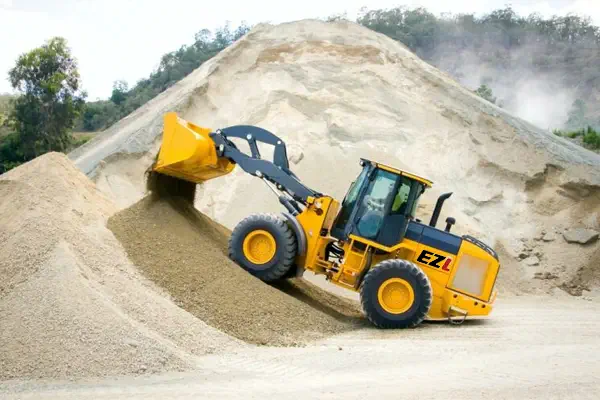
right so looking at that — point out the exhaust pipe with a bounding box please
[429,192,452,228]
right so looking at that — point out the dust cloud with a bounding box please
[430,39,576,131]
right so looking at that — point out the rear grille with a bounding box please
[451,254,490,298]
[462,235,498,260]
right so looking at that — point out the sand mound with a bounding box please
[0,153,241,381]
[107,194,364,346]
[70,19,600,296]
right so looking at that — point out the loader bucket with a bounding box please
[151,112,235,183]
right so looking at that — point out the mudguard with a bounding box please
[282,211,307,257]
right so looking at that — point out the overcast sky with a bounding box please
[1,0,598,100]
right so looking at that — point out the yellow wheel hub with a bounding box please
[242,230,276,265]
[377,278,415,314]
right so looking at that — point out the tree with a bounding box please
[75,22,252,133]
[565,99,586,129]
[475,84,497,104]
[110,80,128,105]
[8,37,86,159]
[326,12,349,22]
[357,6,600,131]
[582,126,600,149]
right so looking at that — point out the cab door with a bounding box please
[351,171,425,247]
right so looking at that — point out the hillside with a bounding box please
[69,19,600,298]
[72,7,600,137]
[358,6,600,131]
[76,23,250,132]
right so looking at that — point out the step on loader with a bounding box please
[149,112,500,328]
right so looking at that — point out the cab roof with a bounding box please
[361,158,433,188]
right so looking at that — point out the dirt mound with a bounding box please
[107,194,364,346]
[68,19,600,297]
[0,153,241,381]
[559,243,600,296]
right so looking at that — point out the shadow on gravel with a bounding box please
[423,318,490,327]
[272,278,370,327]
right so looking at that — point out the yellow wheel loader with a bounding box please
[151,112,500,328]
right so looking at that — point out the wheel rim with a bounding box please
[242,230,276,265]
[377,278,415,314]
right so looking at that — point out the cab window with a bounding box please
[390,177,413,215]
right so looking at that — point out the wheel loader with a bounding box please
[150,112,500,328]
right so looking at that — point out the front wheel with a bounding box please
[228,213,297,282]
[360,259,432,329]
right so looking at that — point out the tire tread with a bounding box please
[360,259,433,329]
[228,213,297,282]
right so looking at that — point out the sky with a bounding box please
[1,0,599,100]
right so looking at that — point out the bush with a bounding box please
[553,126,600,150]
[475,84,497,105]
[69,133,93,150]
[0,132,25,173]
[582,127,600,149]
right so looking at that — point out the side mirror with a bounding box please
[445,217,456,232]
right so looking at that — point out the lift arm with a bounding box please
[152,113,322,214]
[210,125,323,206]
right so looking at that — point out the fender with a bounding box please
[281,212,307,256]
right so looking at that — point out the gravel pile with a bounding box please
[107,193,364,346]
[0,153,241,381]
[70,19,600,297]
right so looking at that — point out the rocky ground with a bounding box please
[2,296,599,399]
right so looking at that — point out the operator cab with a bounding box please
[331,159,432,247]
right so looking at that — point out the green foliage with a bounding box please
[582,127,600,149]
[78,22,251,132]
[475,84,497,104]
[69,133,93,150]
[360,5,600,150]
[0,94,16,134]
[564,98,598,130]
[78,101,120,131]
[0,132,25,174]
[551,126,600,150]
[7,37,86,159]
[110,80,129,106]
[358,6,600,125]
[358,7,439,54]
[326,12,349,22]
[0,94,13,116]
[0,37,86,173]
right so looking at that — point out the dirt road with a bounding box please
[2,295,598,399]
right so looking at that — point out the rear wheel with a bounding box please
[228,213,297,282]
[360,259,432,329]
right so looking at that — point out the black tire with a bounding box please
[228,213,297,282]
[282,263,301,279]
[360,259,432,329]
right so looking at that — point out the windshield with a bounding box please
[333,166,369,232]
[343,167,368,207]
[355,169,397,239]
